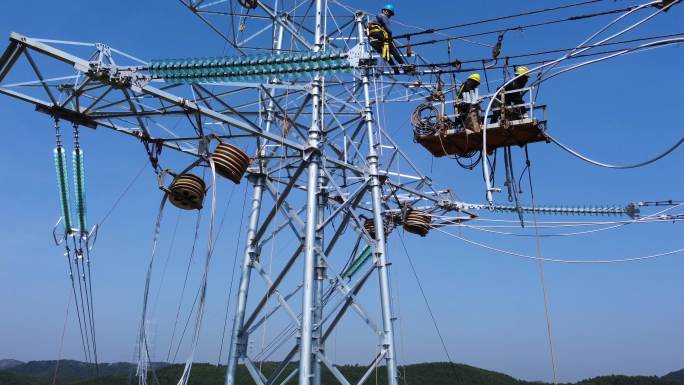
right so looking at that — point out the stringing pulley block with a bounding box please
[211,142,251,184]
[403,209,432,237]
[169,173,206,210]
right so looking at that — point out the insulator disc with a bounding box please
[403,209,432,237]
[169,173,206,210]
[211,143,251,184]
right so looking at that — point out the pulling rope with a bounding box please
[398,234,461,380]
[525,154,559,385]
[137,196,168,385]
[166,209,202,362]
[218,183,249,364]
[51,291,72,385]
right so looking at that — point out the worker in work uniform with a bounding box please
[455,73,482,132]
[491,66,531,123]
[368,4,406,74]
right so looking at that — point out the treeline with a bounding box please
[1,361,682,385]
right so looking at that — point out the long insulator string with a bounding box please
[54,119,73,234]
[73,124,88,233]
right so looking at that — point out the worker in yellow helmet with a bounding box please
[368,4,406,74]
[457,73,481,103]
[491,66,531,123]
[455,73,482,132]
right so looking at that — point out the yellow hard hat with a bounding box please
[515,66,529,76]
[467,73,481,83]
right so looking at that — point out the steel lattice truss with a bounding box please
[0,1,669,385]
[0,3,471,385]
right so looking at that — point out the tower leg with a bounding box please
[312,168,328,385]
[225,22,284,385]
[224,175,264,385]
[299,2,324,384]
[356,15,400,385]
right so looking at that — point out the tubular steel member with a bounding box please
[356,14,400,385]
[312,166,328,385]
[224,22,286,385]
[299,1,325,383]
[224,174,265,385]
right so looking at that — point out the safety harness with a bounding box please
[367,23,391,61]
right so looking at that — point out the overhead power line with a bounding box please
[421,32,684,67]
[394,0,613,39]
[396,5,638,49]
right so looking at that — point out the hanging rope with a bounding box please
[218,183,249,364]
[51,290,72,385]
[525,155,559,385]
[398,234,461,380]
[137,195,168,385]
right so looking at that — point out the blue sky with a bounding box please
[0,1,683,383]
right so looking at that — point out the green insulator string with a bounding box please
[72,124,88,233]
[53,119,73,233]
[150,50,352,83]
[73,148,87,232]
[71,124,88,234]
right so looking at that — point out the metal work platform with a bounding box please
[416,118,549,157]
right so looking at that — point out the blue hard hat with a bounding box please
[382,4,395,15]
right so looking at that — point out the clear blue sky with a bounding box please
[0,1,683,383]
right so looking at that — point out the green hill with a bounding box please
[1,361,682,385]
[664,370,684,384]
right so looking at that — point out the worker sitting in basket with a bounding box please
[455,73,482,133]
[368,4,406,74]
[490,66,530,124]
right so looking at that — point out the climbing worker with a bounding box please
[455,73,482,132]
[490,66,531,123]
[368,4,406,74]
